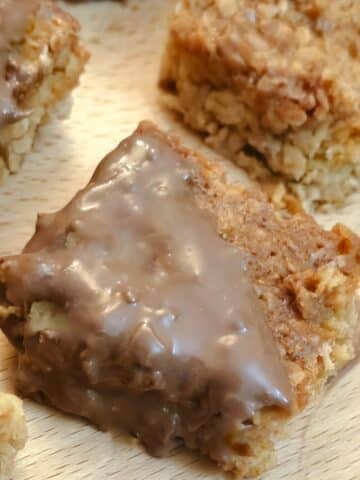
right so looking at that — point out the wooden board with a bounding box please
[0,1,359,478]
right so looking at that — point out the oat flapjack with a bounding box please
[0,0,88,180]
[0,122,359,477]
[160,0,360,209]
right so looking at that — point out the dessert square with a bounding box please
[0,122,359,477]
[159,0,360,208]
[0,0,88,180]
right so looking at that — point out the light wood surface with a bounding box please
[0,1,359,479]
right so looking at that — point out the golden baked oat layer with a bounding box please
[0,0,88,181]
[0,122,359,477]
[160,0,360,209]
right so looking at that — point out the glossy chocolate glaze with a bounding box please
[0,0,39,128]
[1,124,291,463]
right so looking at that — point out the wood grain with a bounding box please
[0,1,359,478]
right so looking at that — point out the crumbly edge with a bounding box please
[0,2,89,179]
[159,37,360,210]
[0,122,359,477]
[0,392,27,480]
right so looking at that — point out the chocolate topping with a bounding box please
[0,0,39,128]
[1,124,291,462]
